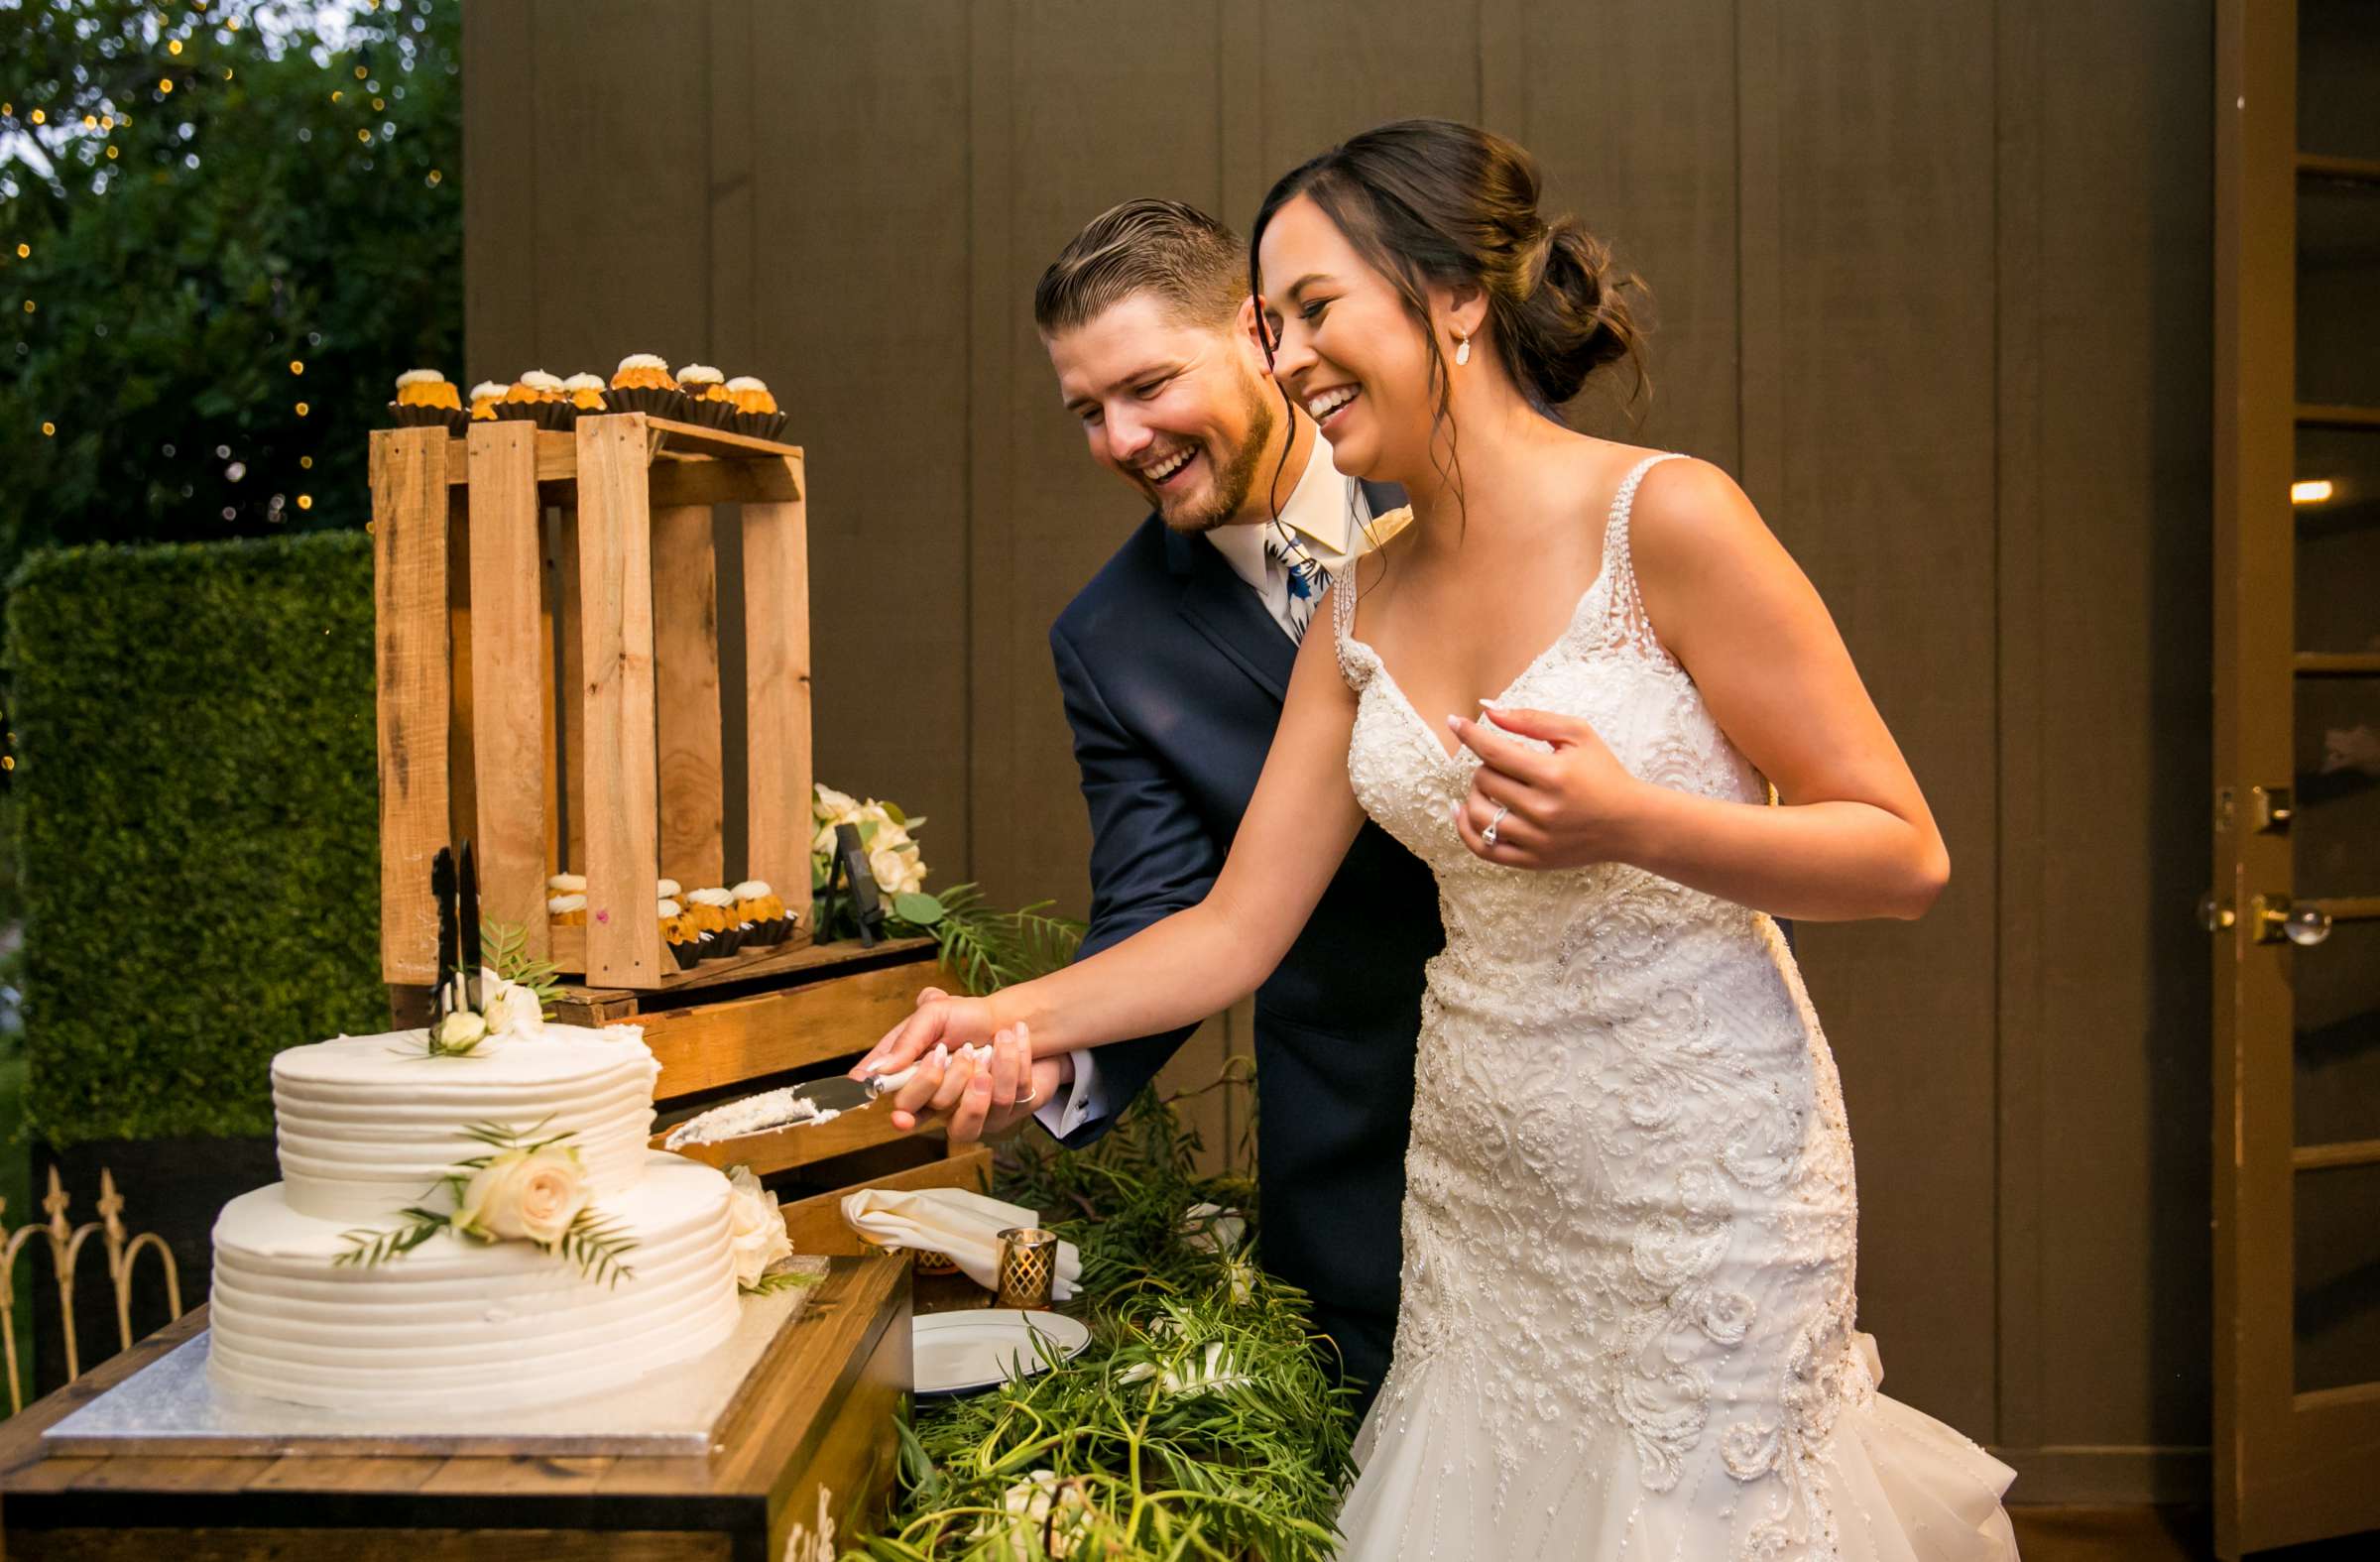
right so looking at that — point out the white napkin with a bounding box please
[839,1186,1081,1301]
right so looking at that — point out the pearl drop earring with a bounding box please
[1454,334,1472,367]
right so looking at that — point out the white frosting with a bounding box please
[655,878,681,899]
[674,364,723,386]
[546,873,587,893]
[208,1153,740,1412]
[617,353,668,373]
[519,369,564,393]
[546,893,587,915]
[395,368,447,389]
[731,880,773,901]
[561,372,605,394]
[726,376,767,394]
[269,1025,657,1223]
[657,897,683,919]
[467,381,507,402]
[686,887,736,908]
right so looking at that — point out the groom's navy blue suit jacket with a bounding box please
[1046,482,1442,1405]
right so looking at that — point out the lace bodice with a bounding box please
[1330,453,1880,1558]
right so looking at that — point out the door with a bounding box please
[2210,2,2380,1554]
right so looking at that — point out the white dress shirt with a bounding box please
[1036,438,1399,1139]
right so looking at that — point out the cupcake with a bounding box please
[547,892,588,927]
[562,372,607,419]
[675,364,735,428]
[656,877,682,901]
[685,886,746,957]
[389,369,467,433]
[547,872,588,893]
[725,375,786,440]
[608,353,682,419]
[497,370,572,429]
[732,879,790,946]
[659,897,703,971]
[467,381,507,422]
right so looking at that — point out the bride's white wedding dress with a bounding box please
[1327,453,2018,1561]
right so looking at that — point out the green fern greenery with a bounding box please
[482,920,564,1015]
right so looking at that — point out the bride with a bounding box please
[860,118,2018,1561]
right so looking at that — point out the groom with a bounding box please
[1013,198,1443,1409]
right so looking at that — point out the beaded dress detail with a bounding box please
[1327,454,2017,1561]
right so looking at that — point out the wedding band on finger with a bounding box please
[1482,803,1510,848]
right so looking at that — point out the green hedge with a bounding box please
[8,532,383,1144]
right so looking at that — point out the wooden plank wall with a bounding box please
[463,0,2215,1503]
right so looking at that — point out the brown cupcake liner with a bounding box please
[735,408,789,441]
[387,403,470,435]
[667,938,702,971]
[606,384,686,421]
[681,394,739,430]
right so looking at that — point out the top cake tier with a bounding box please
[271,1025,660,1223]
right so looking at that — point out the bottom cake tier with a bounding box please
[208,1151,743,1412]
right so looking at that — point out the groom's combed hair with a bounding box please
[1034,199,1246,336]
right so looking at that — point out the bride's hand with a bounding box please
[1446,703,1652,870]
[850,988,1034,1133]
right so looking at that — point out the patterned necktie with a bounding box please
[1264,533,1317,643]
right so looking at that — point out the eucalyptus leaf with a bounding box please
[892,892,943,925]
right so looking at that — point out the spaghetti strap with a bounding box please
[1599,451,1686,659]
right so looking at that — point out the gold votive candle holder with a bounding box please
[995,1226,1059,1310]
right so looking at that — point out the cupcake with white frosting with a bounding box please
[684,887,748,957]
[725,375,786,440]
[659,897,704,970]
[608,353,682,419]
[467,381,508,422]
[498,369,572,429]
[675,364,734,429]
[389,369,467,433]
[561,372,607,419]
[546,892,588,928]
[731,879,791,946]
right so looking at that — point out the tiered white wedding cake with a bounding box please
[208,1009,748,1412]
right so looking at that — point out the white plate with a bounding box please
[912,1309,1092,1396]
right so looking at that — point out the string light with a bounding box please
[169,40,182,56]
[290,360,304,375]
[300,455,313,469]
[295,402,310,417]
[298,494,313,510]
[354,65,368,79]
[29,109,46,125]
[41,422,56,437]
[331,90,341,102]
[21,300,33,313]
[425,169,441,185]
[13,244,26,259]
[82,114,97,129]
[159,78,175,94]
[106,146,119,160]
[358,129,372,144]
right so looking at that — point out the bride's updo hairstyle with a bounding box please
[1250,118,1649,434]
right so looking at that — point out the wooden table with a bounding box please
[0,1257,910,1562]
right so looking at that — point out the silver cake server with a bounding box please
[660,1061,926,1150]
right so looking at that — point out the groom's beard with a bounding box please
[1151,377,1278,535]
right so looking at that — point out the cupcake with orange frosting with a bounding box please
[659,897,706,970]
[467,381,507,422]
[732,880,791,946]
[562,372,608,419]
[496,369,571,429]
[608,353,682,419]
[389,369,467,433]
[684,886,747,957]
[675,363,735,429]
[725,376,785,440]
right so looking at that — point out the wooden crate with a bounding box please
[370,413,813,992]
[547,936,991,1244]
[0,1260,911,1562]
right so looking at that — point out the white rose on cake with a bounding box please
[482,975,546,1042]
[433,1010,490,1053]
[724,1165,793,1287]
[455,1143,589,1246]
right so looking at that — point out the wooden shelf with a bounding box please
[2297,152,2380,184]
[2294,652,2380,676]
[2295,403,2380,429]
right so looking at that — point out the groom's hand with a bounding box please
[1446,704,1650,870]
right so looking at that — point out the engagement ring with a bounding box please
[1483,803,1509,847]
